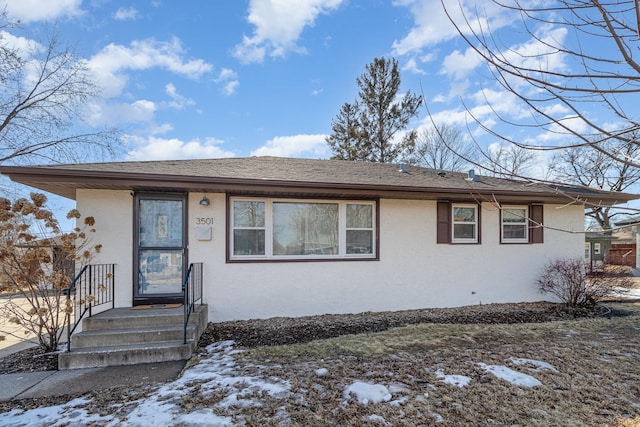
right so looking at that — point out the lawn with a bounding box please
[231,302,640,426]
[2,302,640,426]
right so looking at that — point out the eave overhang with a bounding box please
[1,165,635,207]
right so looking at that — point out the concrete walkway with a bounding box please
[0,360,187,402]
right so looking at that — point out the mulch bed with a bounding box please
[0,301,618,375]
[197,301,612,349]
[0,346,58,374]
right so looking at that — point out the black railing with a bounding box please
[64,264,115,352]
[183,262,203,344]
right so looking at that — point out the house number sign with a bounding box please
[195,217,214,225]
[195,217,214,241]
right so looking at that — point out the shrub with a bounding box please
[0,193,100,352]
[537,258,634,308]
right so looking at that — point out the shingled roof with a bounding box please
[0,156,636,205]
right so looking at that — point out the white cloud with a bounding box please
[125,136,235,161]
[0,30,42,56]
[391,0,512,56]
[402,57,426,75]
[88,37,213,98]
[114,7,140,21]
[214,68,239,96]
[85,99,157,126]
[251,134,330,158]
[1,0,83,22]
[222,80,239,96]
[440,47,483,80]
[164,83,195,110]
[232,0,344,64]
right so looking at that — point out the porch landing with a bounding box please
[59,304,208,370]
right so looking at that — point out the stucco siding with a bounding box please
[77,189,133,309]
[80,191,584,322]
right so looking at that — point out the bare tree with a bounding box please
[550,136,640,231]
[481,143,537,178]
[442,0,640,169]
[411,123,476,171]
[0,13,119,166]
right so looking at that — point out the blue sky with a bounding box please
[1,0,546,164]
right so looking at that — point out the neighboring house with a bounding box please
[584,233,617,271]
[615,215,640,269]
[1,157,636,322]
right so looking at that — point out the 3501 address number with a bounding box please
[195,217,214,225]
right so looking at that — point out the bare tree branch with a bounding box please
[0,15,120,166]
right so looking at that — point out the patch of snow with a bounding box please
[0,341,290,427]
[344,381,392,405]
[431,412,444,423]
[435,369,472,388]
[612,287,640,299]
[387,382,411,394]
[479,363,542,387]
[367,414,390,425]
[389,396,410,407]
[315,367,329,377]
[0,398,113,427]
[509,357,558,372]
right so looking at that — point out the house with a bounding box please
[615,215,640,268]
[584,232,618,271]
[1,156,636,325]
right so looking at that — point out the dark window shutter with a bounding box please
[437,201,451,244]
[530,204,544,244]
[476,204,482,244]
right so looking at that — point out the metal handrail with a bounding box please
[64,264,115,352]
[183,262,203,344]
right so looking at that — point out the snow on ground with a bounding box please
[343,381,392,404]
[0,397,114,427]
[509,357,558,372]
[0,343,556,426]
[435,369,472,388]
[0,341,290,427]
[479,363,543,387]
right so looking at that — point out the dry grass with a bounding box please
[230,302,640,426]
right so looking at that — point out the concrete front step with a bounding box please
[59,304,208,370]
[82,307,198,331]
[71,324,198,349]
[58,341,194,370]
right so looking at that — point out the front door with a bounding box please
[134,193,187,305]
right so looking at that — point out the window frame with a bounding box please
[451,203,479,244]
[593,242,602,255]
[500,205,529,244]
[228,196,378,262]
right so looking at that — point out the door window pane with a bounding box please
[138,249,183,294]
[139,200,183,247]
